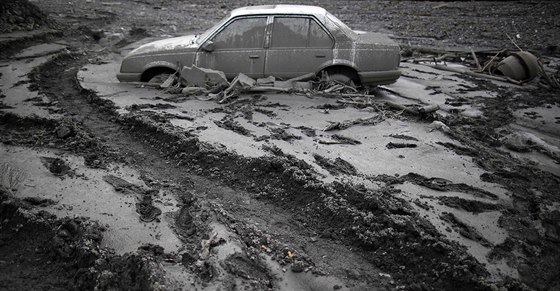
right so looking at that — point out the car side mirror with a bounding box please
[201,41,214,52]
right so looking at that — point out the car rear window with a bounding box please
[309,19,332,48]
[271,17,333,48]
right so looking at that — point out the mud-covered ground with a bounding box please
[1,0,560,290]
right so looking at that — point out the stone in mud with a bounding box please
[181,252,197,267]
[136,194,162,222]
[175,203,197,237]
[40,156,71,176]
[55,125,73,139]
[291,260,306,273]
[502,132,534,152]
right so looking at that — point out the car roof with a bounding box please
[230,5,327,17]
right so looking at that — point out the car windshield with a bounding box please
[196,14,231,44]
[326,12,357,39]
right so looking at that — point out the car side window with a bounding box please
[309,19,333,48]
[212,17,267,49]
[271,17,333,48]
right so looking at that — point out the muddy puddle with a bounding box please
[0,143,182,254]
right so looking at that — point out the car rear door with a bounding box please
[265,16,334,78]
[196,17,267,79]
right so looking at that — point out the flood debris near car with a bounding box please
[2,0,560,290]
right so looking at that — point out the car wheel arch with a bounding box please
[141,63,178,82]
[318,64,361,84]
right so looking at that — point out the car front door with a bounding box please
[196,17,267,79]
[265,16,334,78]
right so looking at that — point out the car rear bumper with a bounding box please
[116,72,142,82]
[358,69,401,86]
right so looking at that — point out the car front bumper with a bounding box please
[358,70,401,86]
[116,72,142,82]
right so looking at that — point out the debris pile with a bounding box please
[402,44,560,89]
[150,65,443,118]
[156,65,373,102]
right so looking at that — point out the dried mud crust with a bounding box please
[0,189,165,291]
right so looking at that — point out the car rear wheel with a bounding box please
[327,73,355,86]
[322,67,360,87]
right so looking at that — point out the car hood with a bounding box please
[128,35,199,56]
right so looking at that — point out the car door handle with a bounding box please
[249,55,260,59]
[315,54,326,58]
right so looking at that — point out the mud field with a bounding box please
[1,0,560,290]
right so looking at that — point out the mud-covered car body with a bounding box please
[117,5,401,86]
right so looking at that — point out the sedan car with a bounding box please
[117,5,401,86]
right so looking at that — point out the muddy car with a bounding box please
[117,5,401,86]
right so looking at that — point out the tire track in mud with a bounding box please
[22,50,508,290]
[0,189,163,290]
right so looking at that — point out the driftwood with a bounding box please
[285,72,315,83]
[470,48,482,71]
[428,64,523,85]
[480,49,506,73]
[336,98,439,116]
[126,82,163,88]
[247,86,291,93]
[401,45,502,56]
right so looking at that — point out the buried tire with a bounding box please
[323,67,360,87]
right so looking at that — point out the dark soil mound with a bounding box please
[0,0,53,32]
